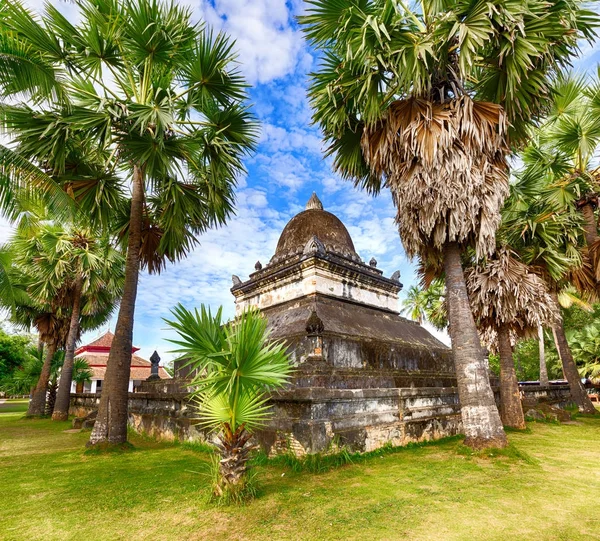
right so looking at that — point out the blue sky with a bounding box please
[2,0,600,364]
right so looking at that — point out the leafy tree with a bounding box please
[569,321,600,382]
[300,0,598,449]
[1,346,92,403]
[0,0,258,445]
[0,328,33,382]
[166,304,292,502]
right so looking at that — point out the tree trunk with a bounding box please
[496,324,526,429]
[538,325,549,386]
[443,242,507,449]
[580,202,598,247]
[550,299,597,414]
[45,378,58,416]
[88,165,144,446]
[215,426,256,499]
[52,274,84,421]
[27,342,57,416]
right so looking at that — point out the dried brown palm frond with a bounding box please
[362,96,509,261]
[465,248,560,348]
[588,238,600,282]
[565,249,599,302]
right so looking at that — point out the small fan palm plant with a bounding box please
[166,304,292,502]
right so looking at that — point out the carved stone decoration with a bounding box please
[303,235,326,256]
[147,351,161,381]
[255,261,262,271]
[305,310,325,335]
[305,192,324,211]
[390,270,401,282]
[369,257,377,267]
[232,274,242,286]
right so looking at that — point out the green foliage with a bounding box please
[166,304,292,433]
[569,320,600,382]
[0,0,259,273]
[0,328,33,381]
[400,278,447,330]
[300,0,599,176]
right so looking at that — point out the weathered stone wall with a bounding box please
[69,383,572,454]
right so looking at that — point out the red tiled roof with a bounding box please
[89,366,170,381]
[85,331,115,349]
[76,352,153,368]
[76,330,140,355]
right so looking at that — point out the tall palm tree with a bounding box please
[43,225,125,422]
[503,171,598,414]
[8,219,122,416]
[0,0,258,445]
[465,248,560,428]
[166,305,292,501]
[299,0,597,449]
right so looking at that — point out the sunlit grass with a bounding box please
[1,399,599,540]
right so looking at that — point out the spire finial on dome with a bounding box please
[305,192,323,211]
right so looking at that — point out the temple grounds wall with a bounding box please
[69,383,572,454]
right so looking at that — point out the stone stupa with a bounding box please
[231,193,460,454]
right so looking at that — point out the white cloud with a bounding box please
[259,123,322,155]
[190,0,306,85]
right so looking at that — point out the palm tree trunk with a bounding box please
[215,426,255,498]
[27,341,57,416]
[538,325,549,386]
[52,273,84,421]
[580,202,598,247]
[550,301,596,414]
[88,165,144,446]
[443,242,507,449]
[45,377,58,416]
[496,324,526,429]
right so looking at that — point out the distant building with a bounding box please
[72,331,170,393]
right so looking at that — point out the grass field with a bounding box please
[1,399,599,541]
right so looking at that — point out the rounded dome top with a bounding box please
[273,193,357,260]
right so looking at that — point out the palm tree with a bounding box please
[503,170,598,414]
[47,225,125,422]
[0,0,258,445]
[166,305,292,501]
[400,286,427,324]
[299,0,597,449]
[8,219,122,416]
[465,248,560,428]
[541,74,600,247]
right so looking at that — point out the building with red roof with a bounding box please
[72,330,170,393]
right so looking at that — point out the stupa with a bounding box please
[231,194,460,454]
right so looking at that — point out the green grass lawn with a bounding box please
[1,400,599,541]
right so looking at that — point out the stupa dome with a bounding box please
[273,193,358,260]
